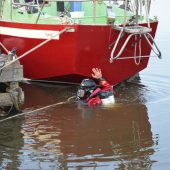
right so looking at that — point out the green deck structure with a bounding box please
[0,0,143,25]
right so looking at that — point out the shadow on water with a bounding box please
[0,80,159,169]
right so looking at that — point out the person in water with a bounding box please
[77,68,115,106]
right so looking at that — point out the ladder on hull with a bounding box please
[109,25,162,64]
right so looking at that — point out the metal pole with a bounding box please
[144,0,150,27]
[36,0,46,24]
[139,0,142,20]
[93,0,96,24]
[148,0,151,14]
[135,0,139,24]
[10,0,12,21]
[123,0,128,28]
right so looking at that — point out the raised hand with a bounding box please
[91,68,102,79]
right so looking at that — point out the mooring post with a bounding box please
[0,51,24,111]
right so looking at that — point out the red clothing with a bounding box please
[87,79,115,106]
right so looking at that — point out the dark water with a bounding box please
[0,1,170,169]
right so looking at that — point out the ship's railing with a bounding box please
[1,0,154,26]
[109,25,161,65]
[10,0,109,24]
[108,0,161,65]
[2,0,149,25]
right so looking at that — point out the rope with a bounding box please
[0,42,9,54]
[24,79,79,86]
[0,27,72,71]
[113,55,158,60]
[36,0,46,24]
[0,96,76,123]
[0,60,5,76]
[123,0,128,28]
[134,34,142,65]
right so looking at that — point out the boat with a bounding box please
[0,0,161,85]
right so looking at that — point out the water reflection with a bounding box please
[0,119,24,169]
[21,82,76,108]
[0,82,158,169]
[58,104,155,169]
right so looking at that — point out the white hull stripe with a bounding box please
[0,26,59,40]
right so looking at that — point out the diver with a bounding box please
[76,68,115,106]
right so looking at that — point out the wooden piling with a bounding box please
[0,53,24,110]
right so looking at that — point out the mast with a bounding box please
[144,0,150,27]
[10,0,13,21]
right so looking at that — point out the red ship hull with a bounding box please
[0,21,158,85]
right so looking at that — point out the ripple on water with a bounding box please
[0,70,169,169]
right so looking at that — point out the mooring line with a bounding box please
[0,96,76,123]
[0,27,73,71]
